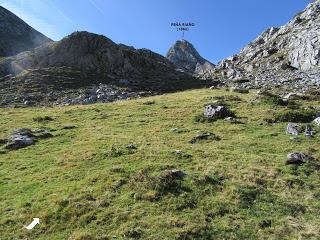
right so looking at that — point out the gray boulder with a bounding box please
[286,152,314,165]
[286,123,301,135]
[204,105,233,120]
[4,128,52,150]
[5,128,35,150]
[283,93,303,101]
[305,124,316,137]
[313,117,320,126]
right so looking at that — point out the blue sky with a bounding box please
[0,0,313,63]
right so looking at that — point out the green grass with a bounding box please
[0,89,320,240]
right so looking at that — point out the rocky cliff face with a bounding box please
[0,31,198,90]
[0,31,201,106]
[0,6,52,57]
[166,40,215,74]
[201,0,320,92]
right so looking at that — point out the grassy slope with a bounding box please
[0,89,319,240]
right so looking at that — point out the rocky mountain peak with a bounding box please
[0,6,52,57]
[166,39,215,74]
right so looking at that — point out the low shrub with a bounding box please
[232,78,250,84]
[262,95,287,106]
[129,170,187,200]
[274,110,317,123]
[33,116,54,122]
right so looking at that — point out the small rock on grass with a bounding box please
[163,169,186,179]
[286,152,314,165]
[61,125,77,130]
[4,128,53,150]
[204,105,233,120]
[126,144,137,150]
[173,150,192,159]
[313,117,320,126]
[190,132,221,144]
[305,124,316,137]
[286,123,301,136]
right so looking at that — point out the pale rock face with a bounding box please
[166,40,215,74]
[288,29,320,70]
[203,0,320,91]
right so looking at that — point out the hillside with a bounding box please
[0,89,319,239]
[0,6,51,57]
[201,0,320,92]
[0,31,201,107]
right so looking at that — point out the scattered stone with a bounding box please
[230,87,249,94]
[224,117,234,121]
[170,128,178,132]
[286,123,301,135]
[224,116,242,124]
[290,136,301,142]
[313,117,320,126]
[305,124,316,137]
[5,129,35,150]
[174,150,183,155]
[62,125,77,130]
[190,132,221,144]
[4,128,53,150]
[173,150,192,159]
[5,136,34,150]
[163,169,186,179]
[204,105,233,120]
[283,93,303,101]
[286,152,314,165]
[126,144,137,150]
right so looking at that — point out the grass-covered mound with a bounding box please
[0,89,319,239]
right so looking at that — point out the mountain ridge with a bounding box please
[199,0,320,92]
[0,6,52,57]
[0,31,202,106]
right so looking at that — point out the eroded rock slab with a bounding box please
[4,128,53,150]
[204,105,233,120]
[286,152,314,165]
